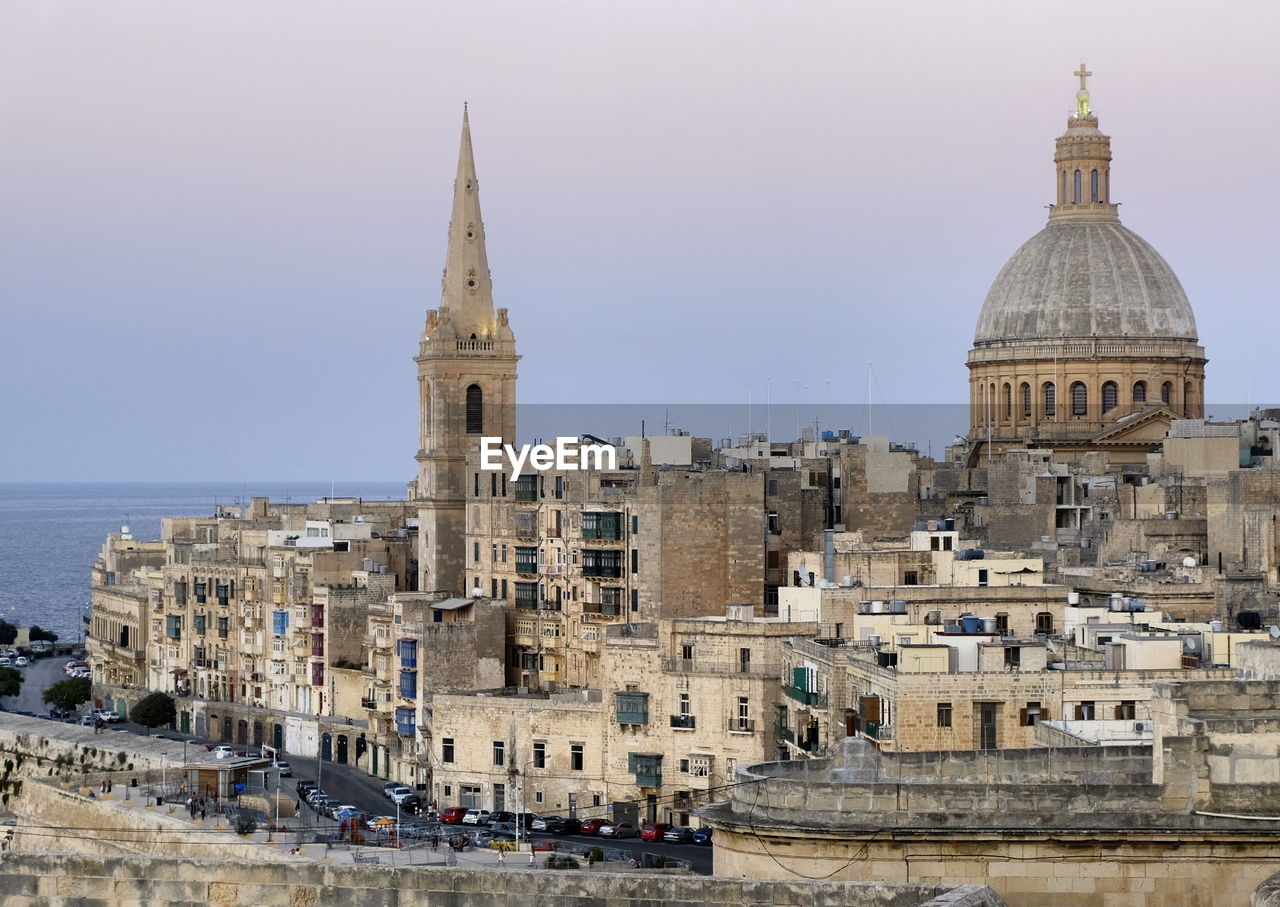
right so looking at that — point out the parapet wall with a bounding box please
[0,853,1007,906]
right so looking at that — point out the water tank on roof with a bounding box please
[944,518,956,531]
[889,600,907,614]
[1109,594,1126,612]
[981,617,998,634]
[1209,620,1224,633]
[1182,556,1197,567]
[868,635,881,647]
[1067,592,1081,605]
[960,616,982,634]
[871,600,886,614]
[842,576,855,588]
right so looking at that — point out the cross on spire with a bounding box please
[1074,63,1092,92]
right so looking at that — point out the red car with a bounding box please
[578,818,606,835]
[439,807,468,825]
[640,822,671,842]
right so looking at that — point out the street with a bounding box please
[0,655,76,714]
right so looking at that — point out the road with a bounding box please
[0,654,76,714]
[1,660,715,874]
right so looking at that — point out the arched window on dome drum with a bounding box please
[1061,171,1067,205]
[1133,381,1147,404]
[1090,170,1099,202]
[1021,383,1032,418]
[1003,384,1012,421]
[1184,381,1193,416]
[989,383,997,424]
[1043,382,1056,418]
[1070,381,1088,416]
[1073,170,1081,204]
[1101,381,1118,414]
[465,384,484,435]
[1161,381,1172,406]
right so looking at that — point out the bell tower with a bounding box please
[414,107,518,593]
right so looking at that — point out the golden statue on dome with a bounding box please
[1074,63,1093,117]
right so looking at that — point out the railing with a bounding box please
[660,657,781,676]
[782,685,828,708]
[360,697,377,709]
[633,772,661,787]
[669,714,696,730]
[727,717,755,733]
[616,709,649,725]
[775,724,795,744]
[582,565,623,578]
[864,722,893,741]
[454,339,494,352]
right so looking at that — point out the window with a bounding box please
[217,616,229,639]
[937,702,952,728]
[681,644,693,661]
[1133,381,1147,403]
[1115,700,1136,720]
[442,738,454,763]
[1020,382,1031,418]
[1074,701,1096,720]
[995,613,1009,634]
[473,541,480,563]
[493,741,505,767]
[1090,169,1099,202]
[1101,381,1118,414]
[534,791,544,804]
[1043,382,1056,417]
[1004,646,1021,668]
[1070,381,1087,416]
[194,614,207,636]
[903,570,919,585]
[570,743,584,771]
[630,588,638,613]
[679,693,690,716]
[1061,170,1067,204]
[272,610,288,635]
[174,581,188,605]
[631,549,639,574]
[1161,381,1172,405]
[767,512,780,534]
[533,741,546,769]
[1002,383,1012,420]
[1020,702,1043,726]
[1073,168,1081,203]
[465,384,483,434]
[1035,612,1054,635]
[631,515,639,534]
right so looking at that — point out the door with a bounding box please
[180,712,191,735]
[371,746,379,777]
[493,783,505,812]
[321,733,332,762]
[979,702,998,750]
[336,734,348,765]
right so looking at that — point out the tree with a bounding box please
[130,691,176,729]
[0,620,16,646]
[0,667,22,698]
[42,677,92,713]
[28,626,59,643]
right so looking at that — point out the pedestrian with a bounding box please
[528,849,535,868]
[587,851,594,870]
[201,804,207,821]
[496,848,505,867]
[430,832,438,851]
[107,779,113,793]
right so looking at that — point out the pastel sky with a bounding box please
[2,1,1277,481]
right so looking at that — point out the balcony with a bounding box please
[582,564,623,579]
[782,685,828,709]
[360,697,377,709]
[616,692,649,726]
[727,717,756,734]
[864,722,893,741]
[661,657,781,676]
[669,714,696,730]
[774,724,795,744]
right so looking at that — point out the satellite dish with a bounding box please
[1269,625,1280,640]
[1183,638,1196,652]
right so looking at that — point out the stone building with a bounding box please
[966,69,1206,465]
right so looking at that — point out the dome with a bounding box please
[973,221,1198,347]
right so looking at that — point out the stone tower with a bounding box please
[965,66,1206,465]
[415,109,518,593]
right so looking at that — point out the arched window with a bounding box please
[1070,381,1088,416]
[1184,381,1193,415]
[989,383,997,424]
[1090,169,1099,202]
[1133,381,1147,404]
[1101,381,1118,414]
[1073,169,1081,204]
[1161,381,1172,405]
[1043,382,1056,418]
[1061,171,1067,204]
[465,384,484,435]
[1002,383,1012,421]
[1020,383,1032,418]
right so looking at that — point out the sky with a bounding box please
[1,1,1277,481]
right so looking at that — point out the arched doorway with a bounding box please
[221,716,232,741]
[236,720,248,745]
[336,734,348,765]
[253,721,264,747]
[321,732,333,762]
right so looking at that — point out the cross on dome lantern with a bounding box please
[1074,63,1093,117]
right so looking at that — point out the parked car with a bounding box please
[489,811,516,825]
[461,808,491,826]
[383,782,402,799]
[211,745,234,759]
[271,760,292,777]
[79,715,96,726]
[488,821,518,839]
[599,822,637,839]
[692,826,714,845]
[439,807,468,825]
[578,818,606,836]
[388,787,414,805]
[399,794,422,814]
[295,780,317,796]
[513,812,538,830]
[530,815,555,832]
[14,656,28,667]
[663,826,696,844]
[545,817,581,835]
[640,822,672,842]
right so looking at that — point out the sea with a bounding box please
[0,482,407,643]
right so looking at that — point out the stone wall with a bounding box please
[0,853,1007,906]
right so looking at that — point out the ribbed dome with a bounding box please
[973,222,1198,346]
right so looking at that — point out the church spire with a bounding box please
[1048,64,1119,224]
[438,105,497,337]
